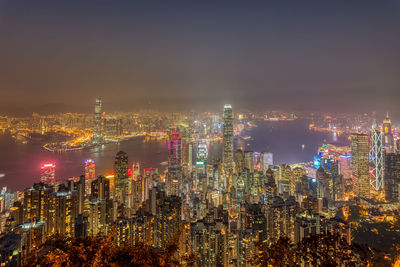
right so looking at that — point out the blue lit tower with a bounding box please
[167,124,183,196]
[222,104,234,174]
[92,98,103,144]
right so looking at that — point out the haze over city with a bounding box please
[1,0,400,116]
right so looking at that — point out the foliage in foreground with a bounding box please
[24,234,195,267]
[254,233,397,267]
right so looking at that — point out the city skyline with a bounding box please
[1,1,400,266]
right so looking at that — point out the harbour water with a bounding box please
[0,119,349,191]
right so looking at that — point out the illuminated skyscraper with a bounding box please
[196,141,208,176]
[369,123,384,192]
[384,153,400,202]
[92,98,103,144]
[84,159,95,195]
[244,151,254,173]
[40,163,56,185]
[383,113,393,150]
[234,149,245,174]
[222,104,233,174]
[114,151,129,205]
[351,134,370,198]
[167,125,182,196]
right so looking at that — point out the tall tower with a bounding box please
[383,113,393,150]
[114,151,129,205]
[40,163,56,185]
[167,125,183,196]
[351,134,370,199]
[384,153,400,202]
[222,104,233,174]
[370,122,385,193]
[92,98,103,144]
[84,159,96,195]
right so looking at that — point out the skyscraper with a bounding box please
[383,113,393,151]
[84,159,95,195]
[92,98,103,144]
[167,125,183,196]
[351,134,370,199]
[114,151,129,205]
[222,104,233,174]
[40,163,56,185]
[384,153,400,202]
[370,123,384,192]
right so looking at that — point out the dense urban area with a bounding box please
[0,99,398,266]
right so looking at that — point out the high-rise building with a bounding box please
[91,175,110,201]
[92,98,103,144]
[114,151,129,205]
[40,163,56,185]
[244,151,255,173]
[383,113,393,150]
[260,152,273,172]
[384,153,400,202]
[370,124,385,192]
[351,134,370,199]
[84,159,95,195]
[196,141,208,176]
[234,149,245,174]
[222,104,233,174]
[167,125,182,196]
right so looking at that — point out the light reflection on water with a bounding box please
[0,119,349,191]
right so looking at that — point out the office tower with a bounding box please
[260,152,273,172]
[91,175,110,201]
[383,113,393,150]
[370,124,385,192]
[339,155,352,180]
[264,167,277,206]
[222,104,234,174]
[131,175,143,212]
[75,175,85,215]
[183,142,193,173]
[196,141,208,175]
[167,125,182,196]
[384,153,400,201]
[278,164,292,196]
[91,98,103,144]
[143,168,160,201]
[84,159,95,195]
[351,134,370,198]
[114,151,129,205]
[40,163,56,185]
[234,149,245,174]
[244,151,254,173]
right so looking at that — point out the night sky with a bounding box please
[1,1,399,116]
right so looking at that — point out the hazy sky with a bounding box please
[0,0,399,115]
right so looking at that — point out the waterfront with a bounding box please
[0,119,349,191]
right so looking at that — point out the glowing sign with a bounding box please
[313,157,321,169]
[196,161,204,165]
[41,163,55,168]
